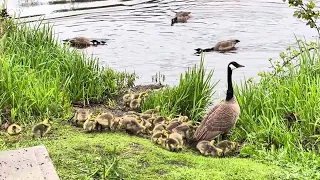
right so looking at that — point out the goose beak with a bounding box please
[238,64,245,68]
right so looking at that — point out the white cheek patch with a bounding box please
[229,64,237,70]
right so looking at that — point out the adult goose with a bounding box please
[193,61,244,142]
[62,37,106,48]
[195,39,240,54]
[171,11,191,26]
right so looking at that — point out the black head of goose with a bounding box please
[193,61,245,142]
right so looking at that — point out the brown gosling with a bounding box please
[83,117,96,133]
[151,130,169,143]
[122,93,132,105]
[120,116,145,135]
[166,132,184,152]
[7,123,22,136]
[215,140,238,154]
[156,137,168,148]
[196,140,223,157]
[129,98,142,110]
[142,105,160,115]
[152,124,167,134]
[153,116,167,126]
[193,62,244,142]
[166,120,182,133]
[111,116,122,130]
[32,119,51,138]
[172,121,193,138]
[74,108,91,126]
[94,112,115,131]
[178,115,189,122]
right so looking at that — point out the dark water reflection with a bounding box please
[5,0,317,99]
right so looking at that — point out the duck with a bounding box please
[193,61,244,142]
[194,39,240,54]
[62,37,106,48]
[171,11,192,26]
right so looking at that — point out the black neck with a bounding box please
[226,66,233,101]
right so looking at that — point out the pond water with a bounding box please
[4,0,317,99]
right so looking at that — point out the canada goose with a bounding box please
[62,37,106,48]
[195,39,240,54]
[171,11,191,26]
[196,140,223,157]
[193,61,244,142]
[32,119,51,138]
[7,123,22,135]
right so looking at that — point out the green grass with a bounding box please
[142,54,218,122]
[232,39,320,179]
[0,18,135,124]
[0,121,287,180]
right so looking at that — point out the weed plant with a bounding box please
[233,39,320,178]
[0,18,135,124]
[142,54,218,122]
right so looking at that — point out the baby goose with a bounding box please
[151,130,169,143]
[94,112,115,131]
[172,121,193,138]
[152,123,167,134]
[196,140,223,157]
[130,98,142,110]
[110,116,122,130]
[166,132,184,152]
[215,140,238,154]
[153,116,167,126]
[142,105,160,115]
[166,120,182,133]
[7,123,22,136]
[74,108,91,127]
[120,116,145,135]
[32,119,51,138]
[83,117,96,133]
[122,93,132,105]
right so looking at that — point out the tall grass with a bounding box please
[142,54,218,122]
[0,18,135,124]
[233,39,320,178]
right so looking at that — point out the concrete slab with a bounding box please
[0,145,60,180]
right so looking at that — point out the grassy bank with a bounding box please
[0,121,287,180]
[0,18,135,124]
[232,40,320,179]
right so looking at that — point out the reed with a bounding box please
[0,18,135,124]
[142,54,218,122]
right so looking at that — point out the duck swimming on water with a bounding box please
[62,37,106,49]
[171,11,192,26]
[195,39,240,54]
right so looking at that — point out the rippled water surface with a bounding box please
[5,0,317,99]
